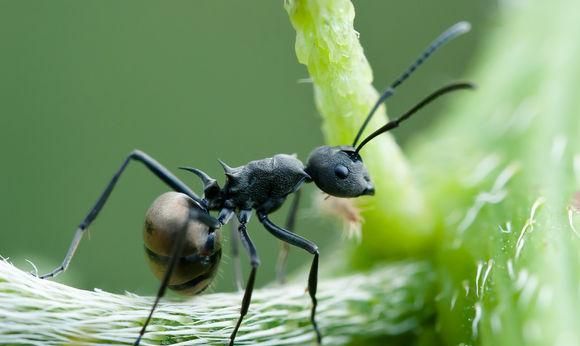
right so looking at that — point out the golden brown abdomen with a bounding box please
[143,192,221,295]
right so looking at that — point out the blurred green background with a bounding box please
[0,1,490,295]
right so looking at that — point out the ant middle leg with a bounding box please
[230,217,244,291]
[134,208,220,346]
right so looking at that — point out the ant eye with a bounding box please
[334,164,349,179]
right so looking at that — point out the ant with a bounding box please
[36,21,473,345]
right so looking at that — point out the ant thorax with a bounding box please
[218,154,311,213]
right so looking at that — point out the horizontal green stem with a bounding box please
[0,259,435,345]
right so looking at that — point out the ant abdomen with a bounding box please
[143,192,222,295]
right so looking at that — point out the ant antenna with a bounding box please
[355,82,475,153]
[351,21,471,147]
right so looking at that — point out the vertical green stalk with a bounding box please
[287,0,580,344]
[285,0,434,263]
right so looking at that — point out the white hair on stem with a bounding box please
[0,259,434,346]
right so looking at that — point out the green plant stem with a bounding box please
[0,259,435,345]
[287,0,580,345]
[285,0,435,263]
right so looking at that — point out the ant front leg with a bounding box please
[276,189,302,284]
[230,209,260,346]
[39,150,204,279]
[258,212,322,344]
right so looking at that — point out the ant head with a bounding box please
[304,81,473,199]
[307,22,475,199]
[305,145,374,198]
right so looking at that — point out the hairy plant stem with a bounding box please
[0,260,435,345]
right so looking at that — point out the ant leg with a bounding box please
[39,149,205,279]
[135,208,219,346]
[276,190,302,284]
[230,218,244,291]
[258,212,322,344]
[230,210,260,346]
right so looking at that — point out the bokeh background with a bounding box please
[0,1,491,295]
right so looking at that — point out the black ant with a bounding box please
[36,21,474,345]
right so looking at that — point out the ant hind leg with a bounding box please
[39,150,204,279]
